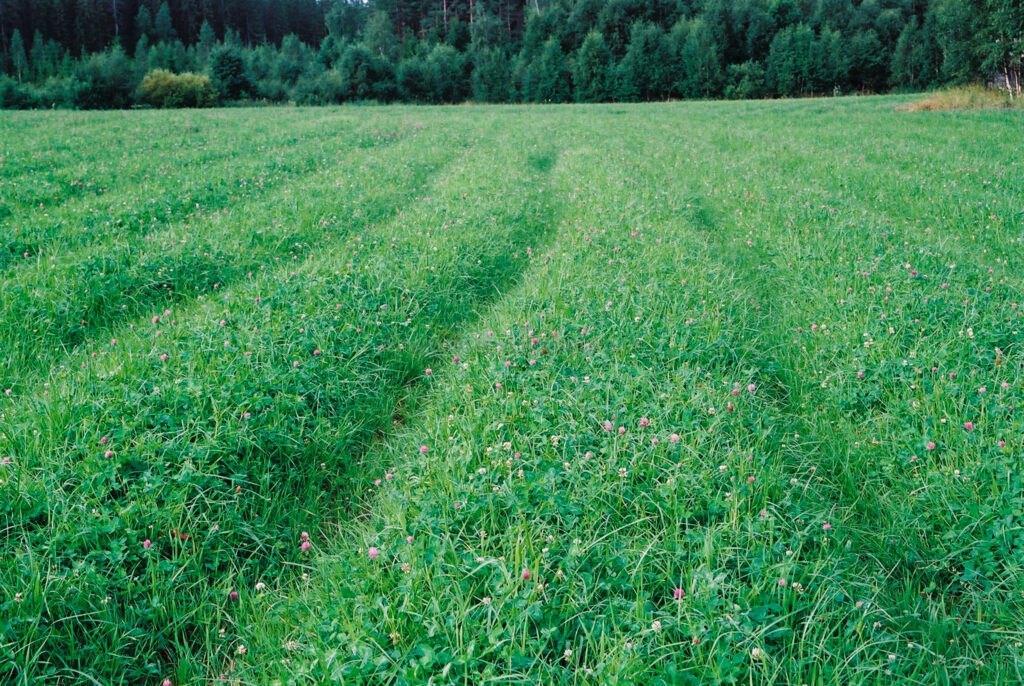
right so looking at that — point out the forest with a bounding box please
[0,0,1021,108]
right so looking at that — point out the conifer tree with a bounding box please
[155,2,177,43]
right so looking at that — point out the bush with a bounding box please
[397,56,432,103]
[253,77,289,102]
[0,75,40,109]
[725,61,768,99]
[138,69,218,107]
[337,44,397,102]
[209,44,251,100]
[290,70,345,105]
[36,77,78,108]
[73,46,137,109]
[425,44,470,103]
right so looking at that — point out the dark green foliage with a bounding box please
[29,29,63,81]
[598,0,648,55]
[308,68,347,104]
[617,22,675,101]
[0,0,1019,107]
[471,47,512,102]
[0,75,39,108]
[674,17,725,98]
[725,60,767,99]
[337,44,396,102]
[766,23,845,96]
[317,34,343,68]
[275,34,310,84]
[154,2,177,43]
[890,19,937,90]
[522,5,569,58]
[72,45,137,109]
[196,21,217,67]
[397,55,432,102]
[523,37,571,103]
[766,23,813,96]
[572,30,612,102]
[209,44,250,100]
[446,18,472,51]
[363,11,399,64]
[928,0,983,84]
[469,9,507,51]
[135,5,154,42]
[326,1,366,42]
[396,45,468,104]
[976,0,1024,94]
[846,30,886,92]
[425,44,470,103]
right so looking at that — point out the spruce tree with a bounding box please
[197,21,216,66]
[135,6,153,43]
[154,2,177,43]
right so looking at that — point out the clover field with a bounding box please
[2,98,1024,685]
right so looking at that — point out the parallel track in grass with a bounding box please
[237,101,1024,686]
[0,108,567,684]
[0,113,452,382]
[0,110,400,272]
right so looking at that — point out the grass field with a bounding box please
[2,97,1023,685]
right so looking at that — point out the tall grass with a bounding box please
[898,85,1019,111]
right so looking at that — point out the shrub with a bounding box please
[725,60,768,99]
[209,44,251,100]
[337,44,397,102]
[138,69,218,108]
[425,44,470,103]
[253,77,289,102]
[73,46,137,109]
[36,77,78,108]
[397,56,432,103]
[0,75,40,109]
[290,70,344,105]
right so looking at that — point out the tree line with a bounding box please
[0,0,1021,108]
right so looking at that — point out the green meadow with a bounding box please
[2,97,1023,685]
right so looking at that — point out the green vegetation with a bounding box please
[0,0,1022,108]
[138,69,218,108]
[2,98,1024,686]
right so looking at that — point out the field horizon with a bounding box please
[2,96,1023,685]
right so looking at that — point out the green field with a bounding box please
[2,98,1023,685]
